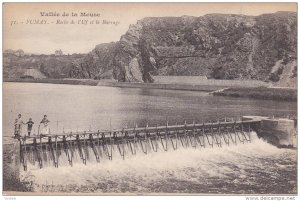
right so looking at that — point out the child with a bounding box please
[26,118,34,136]
[14,118,19,138]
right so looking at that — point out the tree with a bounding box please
[55,49,63,56]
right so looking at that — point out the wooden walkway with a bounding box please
[19,119,260,170]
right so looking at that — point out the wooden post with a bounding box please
[63,135,72,166]
[203,123,206,148]
[191,121,196,148]
[54,136,58,168]
[170,127,178,150]
[89,134,100,163]
[248,123,251,142]
[48,136,57,168]
[22,138,27,171]
[83,133,87,164]
[33,137,43,169]
[217,122,222,147]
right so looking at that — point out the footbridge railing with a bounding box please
[19,119,260,170]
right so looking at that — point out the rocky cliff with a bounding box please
[69,43,116,79]
[4,12,297,87]
[68,11,296,86]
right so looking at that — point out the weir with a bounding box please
[14,116,297,171]
[17,118,258,170]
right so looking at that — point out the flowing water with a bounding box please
[3,82,297,194]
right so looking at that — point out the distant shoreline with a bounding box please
[3,78,234,92]
[4,78,100,86]
[212,87,297,102]
[3,78,297,101]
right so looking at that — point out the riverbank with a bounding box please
[4,78,100,86]
[212,87,297,101]
[3,77,271,93]
[2,78,234,92]
[4,78,296,101]
[97,80,228,92]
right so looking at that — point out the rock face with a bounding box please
[69,42,116,79]
[69,11,296,86]
[4,12,297,87]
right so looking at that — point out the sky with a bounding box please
[3,2,297,54]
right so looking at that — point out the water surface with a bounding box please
[3,82,296,140]
[3,82,297,194]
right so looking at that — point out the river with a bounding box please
[3,82,297,194]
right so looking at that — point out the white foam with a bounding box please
[20,132,296,192]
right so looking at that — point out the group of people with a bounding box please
[14,114,50,138]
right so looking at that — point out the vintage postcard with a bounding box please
[2,2,297,196]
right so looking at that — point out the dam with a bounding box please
[12,116,296,171]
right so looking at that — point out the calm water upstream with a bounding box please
[3,82,297,194]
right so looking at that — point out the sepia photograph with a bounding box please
[2,2,298,196]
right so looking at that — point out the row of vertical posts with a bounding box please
[19,120,253,170]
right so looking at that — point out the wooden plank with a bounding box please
[21,120,260,147]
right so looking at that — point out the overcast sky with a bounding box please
[3,3,297,54]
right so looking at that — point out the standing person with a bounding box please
[26,118,34,136]
[14,114,24,138]
[14,119,19,138]
[40,115,50,124]
[40,115,50,135]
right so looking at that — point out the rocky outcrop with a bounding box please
[68,11,296,86]
[69,42,116,79]
[112,22,157,82]
[5,12,297,86]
